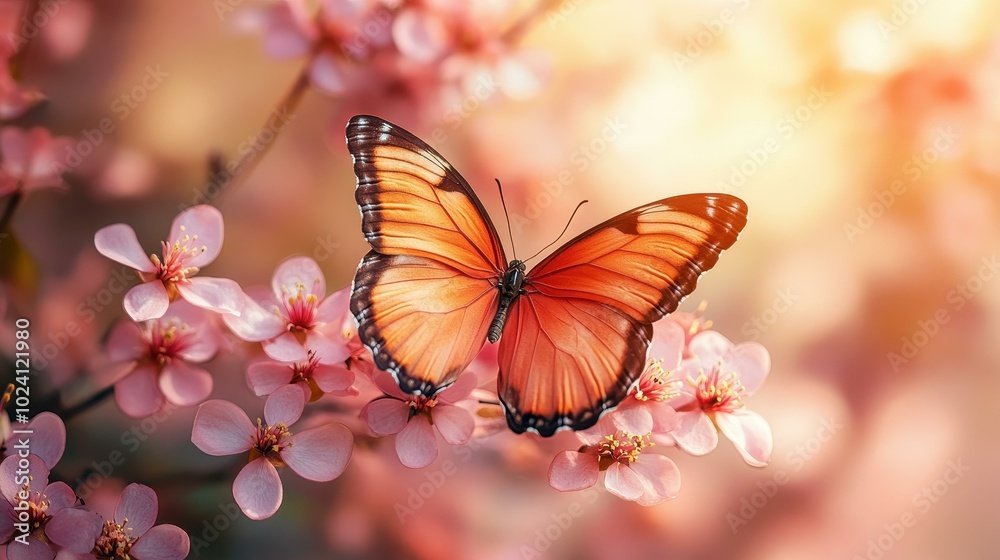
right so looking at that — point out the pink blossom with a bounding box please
[223,256,351,365]
[2,412,66,469]
[0,454,103,559]
[614,320,684,435]
[667,330,773,467]
[104,300,220,418]
[94,204,244,321]
[90,483,190,560]
[548,417,681,506]
[191,386,353,520]
[246,351,358,405]
[0,126,73,196]
[666,301,714,359]
[360,370,477,469]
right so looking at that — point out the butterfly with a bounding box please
[346,115,748,437]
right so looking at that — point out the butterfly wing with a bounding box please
[347,115,506,395]
[497,194,748,435]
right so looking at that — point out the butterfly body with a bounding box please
[346,115,748,436]
[489,259,526,343]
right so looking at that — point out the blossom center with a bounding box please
[689,362,745,413]
[597,430,652,468]
[14,489,52,542]
[250,419,292,466]
[94,518,136,559]
[406,395,437,416]
[281,281,320,331]
[633,359,681,402]
[149,225,205,285]
[141,319,193,366]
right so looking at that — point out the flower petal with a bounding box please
[361,397,410,436]
[159,361,213,406]
[94,224,155,272]
[727,341,771,395]
[305,330,351,364]
[23,412,66,470]
[395,415,437,468]
[649,318,685,370]
[371,369,408,400]
[312,363,355,394]
[716,409,773,467]
[315,285,349,323]
[308,50,348,95]
[46,507,102,553]
[6,535,54,560]
[124,281,170,322]
[176,277,244,316]
[261,331,309,362]
[115,364,165,418]
[169,205,223,268]
[392,7,450,63]
[670,410,719,456]
[688,330,733,365]
[233,458,282,520]
[114,483,158,537]
[264,384,305,426]
[272,256,326,300]
[604,463,644,501]
[222,294,284,341]
[129,524,191,560]
[43,482,78,514]
[191,400,254,456]
[430,405,473,445]
[547,451,599,492]
[436,371,477,404]
[632,454,681,506]
[246,360,294,396]
[282,423,353,481]
[611,400,653,435]
[106,319,144,362]
[0,454,47,502]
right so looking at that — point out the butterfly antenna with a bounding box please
[522,200,590,264]
[496,178,518,260]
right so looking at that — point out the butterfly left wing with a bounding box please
[497,194,748,435]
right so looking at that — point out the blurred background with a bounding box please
[3,0,1000,558]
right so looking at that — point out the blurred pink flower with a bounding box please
[246,351,358,405]
[667,330,773,467]
[2,412,66,469]
[548,417,681,506]
[0,66,43,121]
[91,483,190,560]
[360,370,476,469]
[223,256,351,364]
[94,204,244,321]
[105,300,220,418]
[666,302,714,359]
[0,126,72,196]
[191,387,354,520]
[0,454,103,559]
[614,320,684,435]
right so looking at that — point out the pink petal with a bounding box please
[395,415,438,468]
[315,285,349,323]
[0,126,28,176]
[547,451,599,492]
[222,295,284,341]
[649,318,685,370]
[262,0,315,59]
[246,361,294,396]
[114,483,158,537]
[361,397,410,436]
[670,410,719,456]
[124,281,170,322]
[309,50,348,95]
[688,330,733,365]
[1,454,47,501]
[604,463,644,501]
[262,331,309,362]
[233,458,282,520]
[115,365,165,418]
[43,482,78,514]
[312,363,355,394]
[392,7,450,63]
[106,319,143,362]
[94,224,155,272]
[632,454,681,506]
[129,524,190,560]
[191,400,254,456]
[24,412,66,469]
[47,507,102,553]
[159,361,213,406]
[272,256,326,299]
[371,369,408,400]
[169,205,224,268]
[0,496,14,541]
[436,371,477,404]
[495,48,550,100]
[282,423,353,481]
[6,536,54,560]
[264,384,305,426]
[727,342,771,395]
[611,400,653,435]
[176,277,244,316]
[649,400,679,433]
[305,330,351,364]
[430,405,473,445]
[716,410,773,467]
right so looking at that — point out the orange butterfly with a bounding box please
[347,115,748,436]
